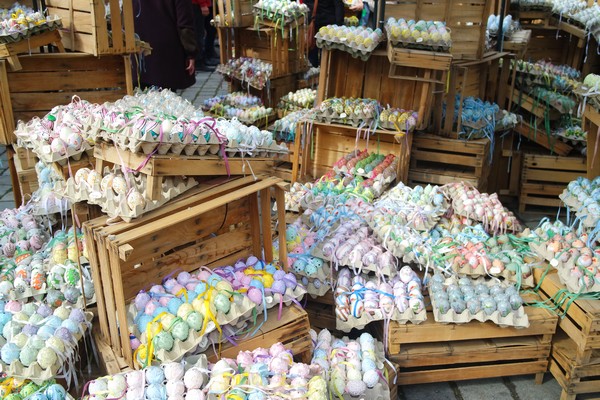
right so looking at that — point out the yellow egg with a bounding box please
[401,29,411,39]
[411,30,421,40]
[262,275,274,288]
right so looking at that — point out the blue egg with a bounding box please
[61,318,80,334]
[1,343,20,363]
[0,312,11,325]
[37,325,56,339]
[249,279,263,289]
[186,291,198,302]
[195,282,207,294]
[136,315,153,334]
[145,366,165,385]
[28,394,48,400]
[167,298,183,315]
[45,384,67,400]
[152,307,168,317]
[265,264,277,274]
[45,316,63,330]
[207,274,222,286]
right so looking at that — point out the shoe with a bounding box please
[205,58,219,66]
[197,64,216,72]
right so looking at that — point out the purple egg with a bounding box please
[177,272,192,285]
[271,280,286,295]
[22,323,38,336]
[247,287,263,304]
[284,273,297,289]
[273,270,286,281]
[54,327,73,342]
[134,292,151,311]
[246,256,259,266]
[69,308,86,324]
[163,278,177,291]
[37,304,52,318]
[149,285,165,294]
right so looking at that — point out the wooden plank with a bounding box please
[8,69,126,92]
[514,124,573,156]
[523,154,587,172]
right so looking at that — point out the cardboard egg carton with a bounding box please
[428,276,530,328]
[559,190,599,228]
[336,300,426,332]
[224,140,289,158]
[315,38,380,61]
[451,260,536,288]
[15,135,93,166]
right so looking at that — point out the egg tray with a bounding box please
[377,119,417,132]
[55,172,199,222]
[252,6,306,26]
[450,260,536,288]
[315,37,380,60]
[388,38,451,53]
[336,299,427,332]
[311,242,399,279]
[15,137,93,166]
[0,311,93,384]
[559,190,599,228]
[370,225,431,266]
[555,257,600,293]
[224,140,290,158]
[0,18,62,44]
[126,294,256,365]
[368,210,441,234]
[333,157,398,181]
[428,277,530,328]
[306,279,331,298]
[553,131,587,145]
[237,110,276,126]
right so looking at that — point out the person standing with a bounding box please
[133,0,198,90]
[192,0,217,71]
[304,0,344,67]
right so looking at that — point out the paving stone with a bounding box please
[509,375,562,400]
[456,378,514,400]
[401,382,457,400]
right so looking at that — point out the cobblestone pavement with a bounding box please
[0,70,589,400]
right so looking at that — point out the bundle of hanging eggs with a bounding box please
[206,342,326,400]
[14,98,103,164]
[202,91,262,111]
[0,301,92,382]
[444,95,505,139]
[528,86,577,114]
[278,88,317,111]
[333,150,398,183]
[273,109,312,143]
[315,25,384,60]
[385,18,451,51]
[253,0,309,22]
[312,330,389,398]
[486,14,517,38]
[369,215,433,264]
[97,89,225,157]
[315,97,380,126]
[214,118,289,157]
[335,266,426,329]
[560,177,600,228]
[0,5,61,43]
[371,182,448,231]
[443,182,521,234]
[512,60,582,93]
[378,107,418,132]
[212,104,274,125]
[0,377,68,399]
[285,221,327,275]
[56,167,198,221]
[217,57,273,90]
[85,360,209,400]
[429,274,529,327]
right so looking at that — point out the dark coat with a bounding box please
[304,0,345,28]
[134,0,199,90]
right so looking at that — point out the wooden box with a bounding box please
[84,175,288,369]
[214,0,255,27]
[0,53,132,145]
[525,28,583,68]
[519,153,586,215]
[238,26,307,78]
[377,0,494,60]
[297,121,413,183]
[408,134,490,191]
[317,49,439,130]
[583,105,600,179]
[45,0,137,56]
[0,29,65,71]
[378,304,557,385]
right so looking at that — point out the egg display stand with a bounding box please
[513,122,573,157]
[0,29,65,71]
[518,153,586,216]
[583,105,600,179]
[516,10,555,29]
[214,0,255,27]
[374,293,558,385]
[84,175,289,369]
[408,133,491,191]
[93,141,277,201]
[202,305,312,363]
[532,268,600,400]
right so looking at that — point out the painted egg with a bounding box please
[111,176,127,195]
[127,191,146,211]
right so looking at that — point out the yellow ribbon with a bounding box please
[137,312,167,367]
[176,288,189,303]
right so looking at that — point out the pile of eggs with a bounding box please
[429,274,525,320]
[279,88,317,110]
[311,330,384,397]
[317,97,380,123]
[70,168,146,211]
[253,0,309,19]
[316,25,384,53]
[217,57,272,89]
[447,96,501,139]
[86,362,208,400]
[379,107,418,131]
[554,125,587,142]
[207,342,326,399]
[214,118,279,150]
[334,150,397,181]
[113,88,202,122]
[0,207,47,261]
[385,18,451,50]
[552,0,588,17]
[372,183,447,231]
[273,109,311,142]
[0,5,60,40]
[0,302,89,372]
[0,378,67,399]
[513,59,581,81]
[443,182,521,234]
[202,91,262,111]
[335,266,425,323]
[211,104,273,124]
[529,87,577,113]
[561,177,600,226]
[286,222,326,276]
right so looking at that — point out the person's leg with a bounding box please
[204,7,218,61]
[193,4,215,71]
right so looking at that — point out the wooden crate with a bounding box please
[84,175,288,369]
[297,121,412,183]
[519,153,586,214]
[583,105,600,179]
[305,300,337,332]
[525,28,583,67]
[534,268,600,366]
[203,306,312,364]
[514,123,573,157]
[550,334,600,400]
[45,0,137,56]
[379,305,557,385]
[230,73,298,108]
[12,145,38,171]
[408,134,490,191]
[238,26,307,78]
[377,0,493,60]
[503,29,532,59]
[94,141,278,200]
[214,0,255,27]
[317,49,439,130]
[517,10,554,28]
[441,51,515,136]
[0,29,65,71]
[0,53,133,145]
[387,44,453,72]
